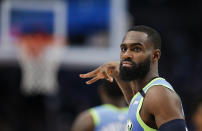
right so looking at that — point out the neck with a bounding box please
[130,64,159,95]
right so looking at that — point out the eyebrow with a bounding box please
[120,43,143,47]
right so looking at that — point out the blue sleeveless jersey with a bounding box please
[127,77,184,131]
[89,104,128,131]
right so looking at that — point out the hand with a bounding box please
[80,61,120,84]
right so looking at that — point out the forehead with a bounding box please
[122,31,148,45]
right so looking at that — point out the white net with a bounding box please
[18,36,64,95]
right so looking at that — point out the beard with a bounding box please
[119,56,151,81]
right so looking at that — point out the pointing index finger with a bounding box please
[79,68,99,78]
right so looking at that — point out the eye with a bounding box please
[121,47,127,52]
[132,47,142,52]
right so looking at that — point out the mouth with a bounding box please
[122,61,133,68]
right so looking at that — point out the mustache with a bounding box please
[121,58,136,65]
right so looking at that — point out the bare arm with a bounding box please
[144,85,184,128]
[71,111,94,131]
[80,61,133,104]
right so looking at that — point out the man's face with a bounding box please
[119,31,153,81]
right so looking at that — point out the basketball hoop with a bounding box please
[17,33,64,95]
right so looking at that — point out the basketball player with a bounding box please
[80,25,188,131]
[71,80,128,131]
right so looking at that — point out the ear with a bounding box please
[152,49,161,62]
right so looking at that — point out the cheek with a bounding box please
[132,53,146,63]
[120,53,123,60]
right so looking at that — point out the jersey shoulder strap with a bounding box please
[88,106,101,127]
[143,77,175,94]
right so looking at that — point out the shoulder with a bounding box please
[145,85,180,105]
[71,110,94,131]
[144,85,184,128]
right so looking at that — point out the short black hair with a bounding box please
[128,25,161,50]
[98,80,123,99]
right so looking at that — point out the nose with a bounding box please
[122,50,133,60]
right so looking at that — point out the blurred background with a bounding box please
[0,0,201,131]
